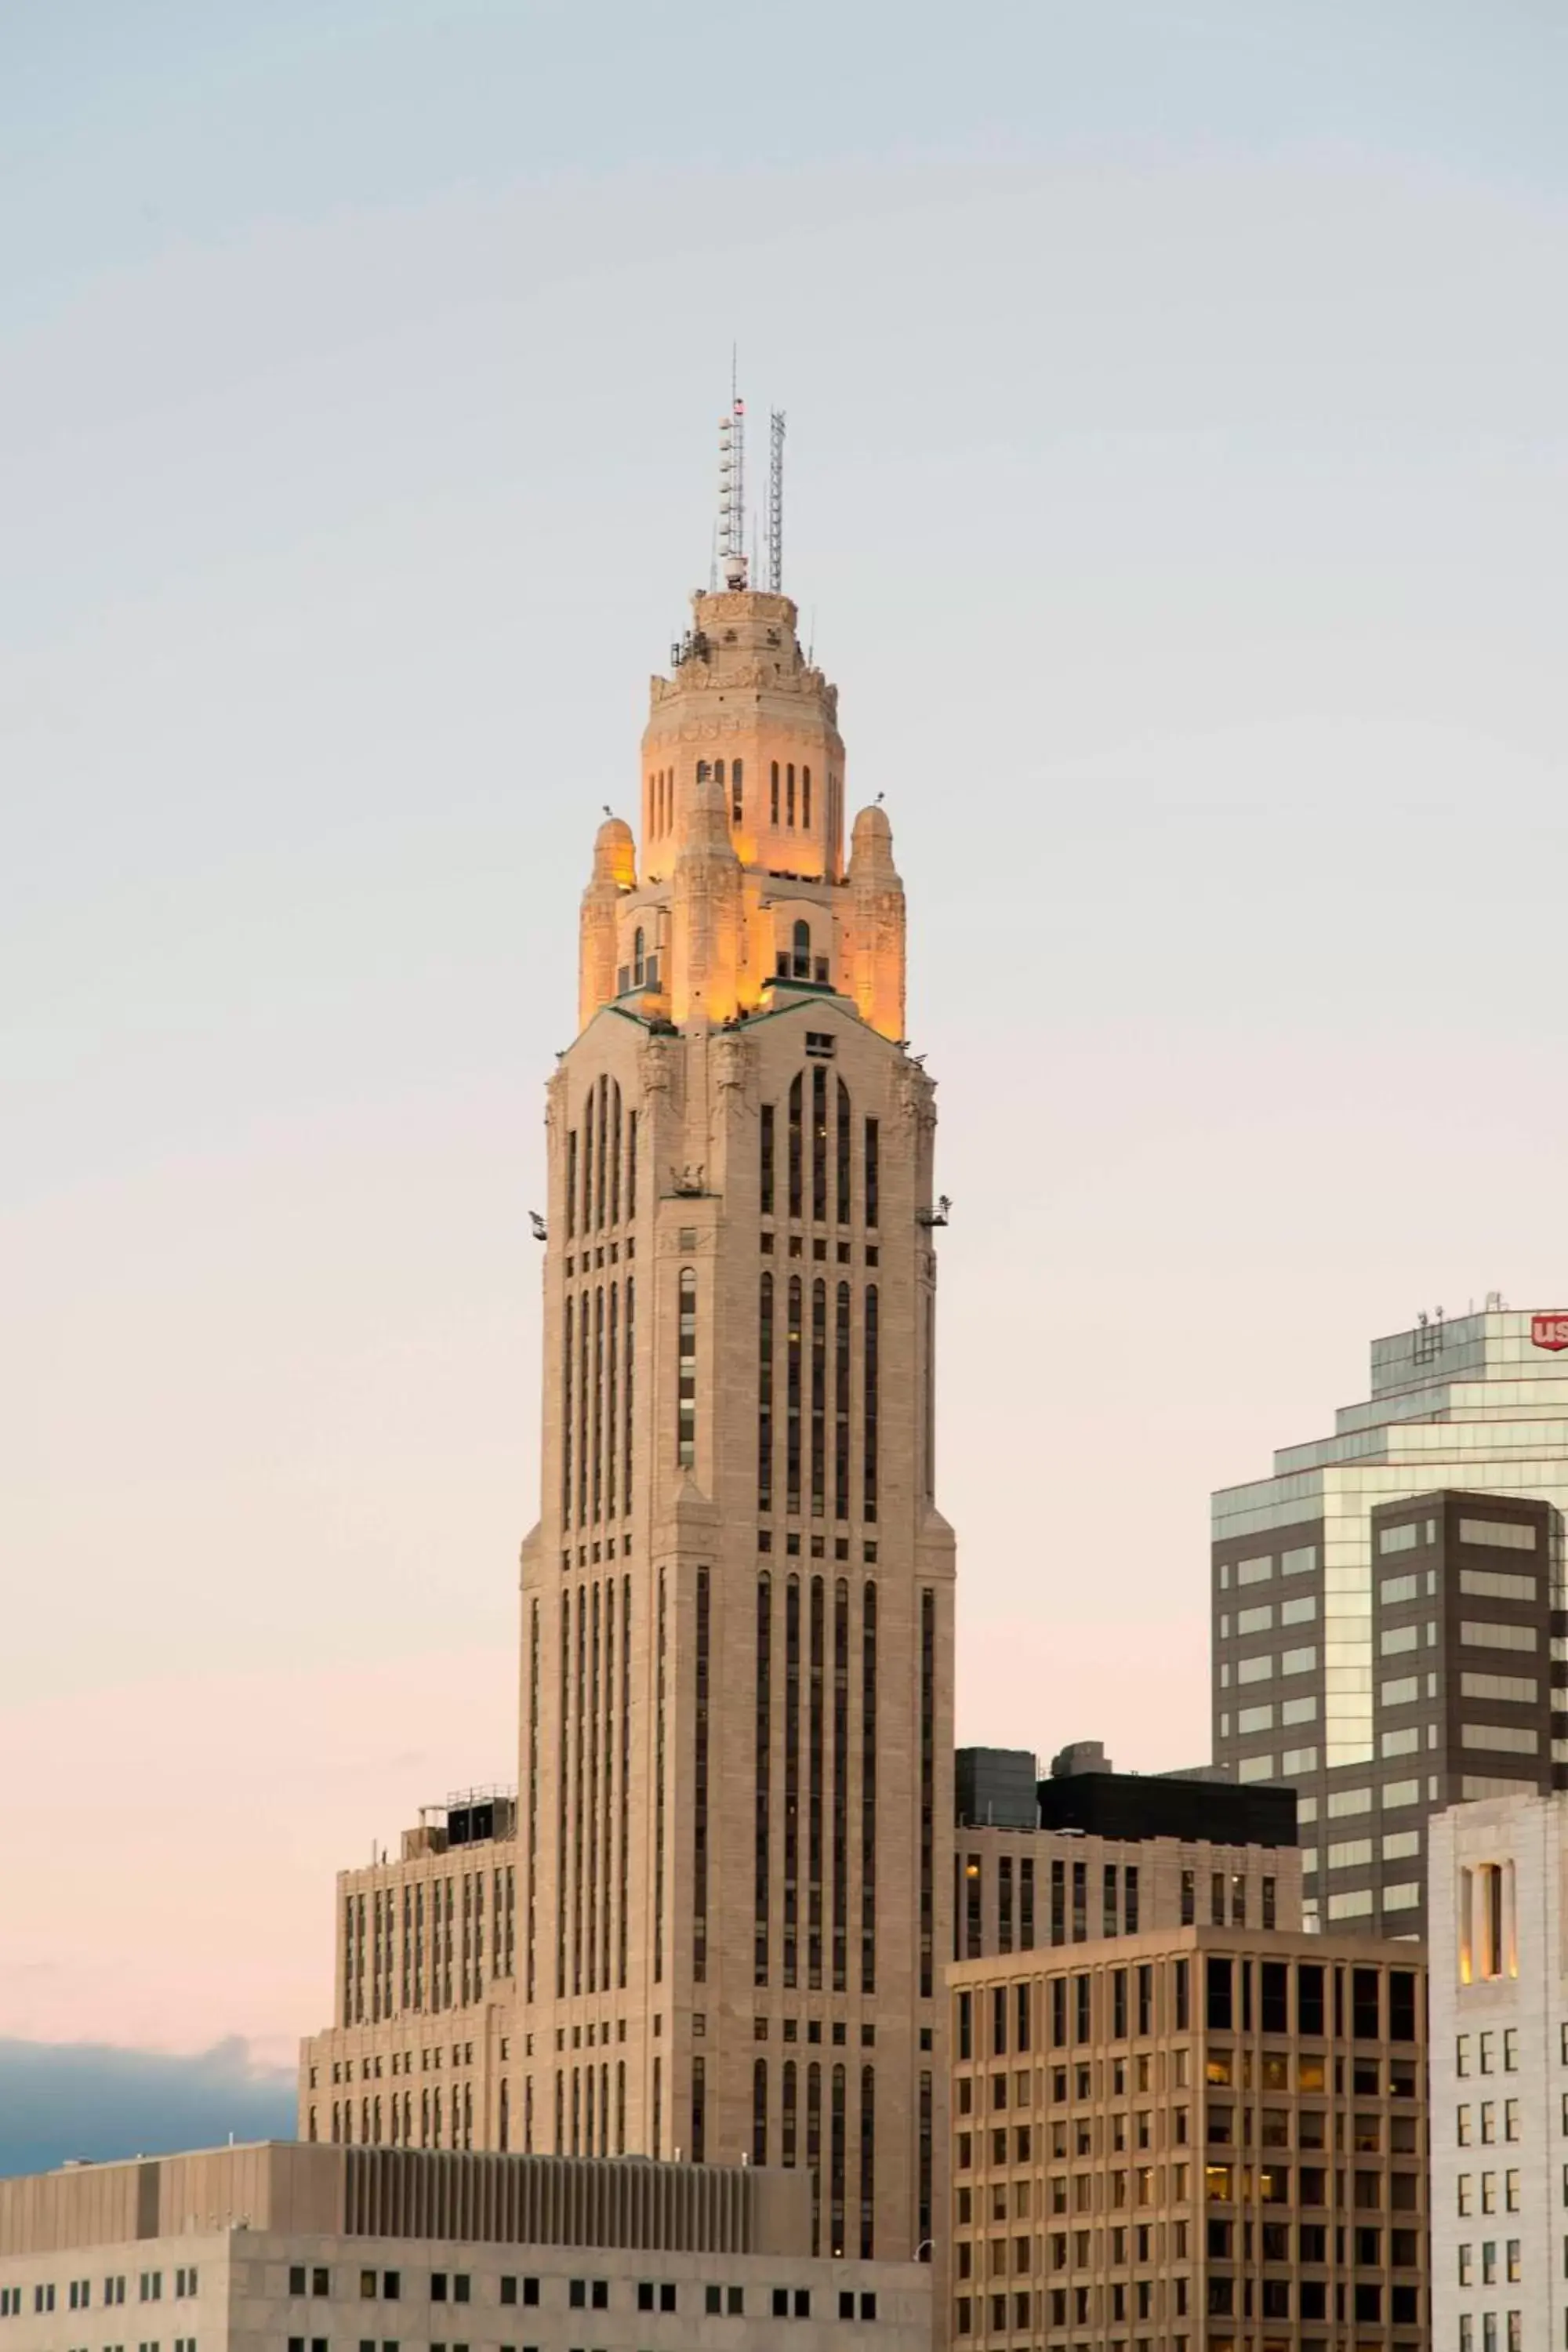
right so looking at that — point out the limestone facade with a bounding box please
[1428,1791,1568,2352]
[301,577,956,2267]
[0,2143,931,2352]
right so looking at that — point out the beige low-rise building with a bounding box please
[946,1926,1428,2352]
[0,2143,930,2352]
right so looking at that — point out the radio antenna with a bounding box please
[767,409,786,591]
[717,357,747,588]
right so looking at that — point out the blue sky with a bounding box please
[2,0,1566,2146]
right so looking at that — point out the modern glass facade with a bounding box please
[1213,1309,1568,1941]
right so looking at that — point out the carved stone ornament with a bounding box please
[713,1033,754,1095]
[896,1063,937,1132]
[641,1036,675,1105]
[544,1066,567,1141]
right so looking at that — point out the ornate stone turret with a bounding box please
[846,800,906,1041]
[670,767,742,1024]
[578,814,636,1032]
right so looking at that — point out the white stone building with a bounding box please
[1429,1791,1568,2352]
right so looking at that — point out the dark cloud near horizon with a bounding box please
[0,2037,295,2178]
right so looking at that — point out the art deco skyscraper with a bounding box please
[522,516,956,2262]
[297,436,956,2263]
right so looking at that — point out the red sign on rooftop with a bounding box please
[1530,1312,1568,1352]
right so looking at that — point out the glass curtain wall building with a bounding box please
[1212,1308,1568,1941]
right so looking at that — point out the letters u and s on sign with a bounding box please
[1531,1312,1568,1352]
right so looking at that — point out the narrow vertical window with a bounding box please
[862,1581,877,1993]
[758,1272,775,1514]
[594,1074,608,1229]
[586,1581,600,1989]
[787,762,797,827]
[731,757,744,827]
[633,927,645,986]
[606,1284,618,1520]
[756,1573,772,1986]
[918,2070,933,2252]
[858,2063,875,2259]
[760,1102,775,1216]
[615,2057,626,2154]
[626,1109,637,1224]
[581,1096,593,1236]
[691,2054,706,2164]
[677,1269,697,1468]
[807,2062,822,2253]
[832,1578,848,1991]
[652,2054,662,2158]
[694,1566,710,1982]
[803,764,812,829]
[920,1588,935,1998]
[864,1118,879,1226]
[829,2062,846,2257]
[788,1075,804,1218]
[793,918,811,979]
[556,1603,569,1997]
[753,2059,768,2166]
[561,1298,574,1525]
[566,1129,578,1240]
[622,1275,634,1512]
[784,1576,800,1987]
[812,1065,828,1219]
[782,2059,797,2165]
[713,757,724,793]
[577,1292,590,1523]
[834,1283,851,1521]
[808,1575,826,1990]
[526,1598,539,2001]
[786,1276,803,1515]
[863,1286,879,1521]
[619,1572,631,1988]
[591,1287,604,1521]
[601,1584,615,1988]
[771,760,780,826]
[655,1566,666,1983]
[572,1584,586,1994]
[811,1279,826,1517]
[836,1079,851,1224]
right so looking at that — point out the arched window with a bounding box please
[793,920,811,979]
[771,760,781,826]
[803,764,812,829]
[731,756,744,826]
[633,927,645,986]
[787,763,797,827]
[714,757,725,790]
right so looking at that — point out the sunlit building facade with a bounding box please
[1213,1308,1568,1941]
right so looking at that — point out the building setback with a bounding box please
[0,2143,929,2352]
[946,1929,1427,2352]
[1212,1306,1568,1943]
[952,1748,1302,1962]
[1428,1791,1568,2352]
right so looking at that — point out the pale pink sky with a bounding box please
[5,3,1566,2065]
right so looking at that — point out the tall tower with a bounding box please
[519,459,955,2259]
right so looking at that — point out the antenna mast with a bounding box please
[766,409,786,592]
[717,372,747,588]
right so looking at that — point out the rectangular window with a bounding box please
[1461,1568,1537,1602]
[1236,1555,1272,1584]
[1461,1672,1538,1704]
[1236,1654,1274,1683]
[1463,1722,1540,1754]
[1460,1518,1537,1550]
[1378,1523,1420,1555]
[1461,1629,1543,1675]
